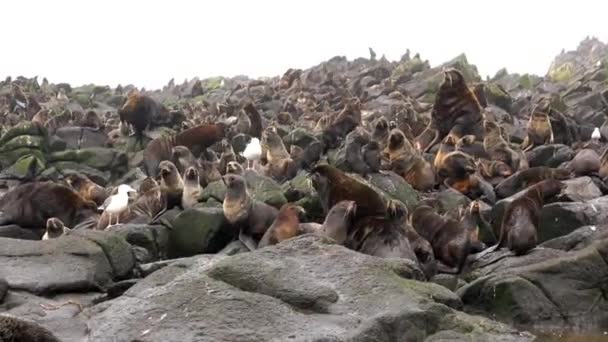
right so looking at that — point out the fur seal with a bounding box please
[182,166,202,209]
[384,128,415,161]
[0,314,60,342]
[64,173,109,206]
[322,98,362,150]
[118,92,160,147]
[143,122,230,176]
[31,109,49,127]
[483,119,522,173]
[159,160,184,209]
[81,110,103,131]
[495,167,571,199]
[226,161,244,175]
[455,135,490,160]
[498,179,565,255]
[311,164,387,219]
[42,217,71,240]
[371,116,390,150]
[431,68,483,141]
[343,128,374,175]
[320,200,357,244]
[521,110,553,151]
[242,102,263,138]
[170,145,197,175]
[258,204,306,248]
[261,126,294,180]
[410,204,479,274]
[218,139,237,176]
[0,181,98,229]
[222,174,278,250]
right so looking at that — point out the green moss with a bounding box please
[12,154,45,177]
[0,135,48,154]
[548,62,574,82]
[0,122,47,146]
[203,77,224,91]
[0,148,45,168]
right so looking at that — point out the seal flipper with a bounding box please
[239,229,257,251]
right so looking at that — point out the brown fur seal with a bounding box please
[258,204,306,248]
[226,161,244,175]
[64,173,109,206]
[389,154,436,191]
[170,145,197,175]
[384,128,415,161]
[477,159,512,180]
[261,126,294,180]
[143,122,230,176]
[222,174,278,250]
[431,68,483,140]
[436,151,476,182]
[498,179,565,255]
[410,204,478,274]
[372,116,390,150]
[346,200,418,262]
[311,164,387,219]
[218,139,237,176]
[322,98,362,150]
[159,160,184,209]
[521,110,553,152]
[495,167,571,199]
[405,225,437,278]
[0,181,98,229]
[42,217,71,240]
[81,110,103,130]
[600,147,608,180]
[0,314,61,342]
[320,200,357,244]
[433,135,457,171]
[118,92,160,147]
[483,120,521,173]
[182,166,202,209]
[31,109,49,127]
[455,135,490,160]
[139,177,159,193]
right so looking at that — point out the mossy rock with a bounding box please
[201,198,223,208]
[0,147,45,169]
[201,180,227,202]
[484,83,512,111]
[0,122,47,146]
[202,77,224,91]
[49,136,67,152]
[0,135,48,154]
[168,207,232,258]
[444,53,481,83]
[548,62,574,83]
[391,56,428,81]
[244,170,287,209]
[73,93,90,107]
[492,68,509,81]
[518,74,541,90]
[2,154,45,179]
[367,172,420,210]
[50,161,110,186]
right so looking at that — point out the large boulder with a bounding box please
[460,238,608,331]
[0,231,135,295]
[86,236,533,342]
[167,207,233,258]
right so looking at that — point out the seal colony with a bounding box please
[1,38,608,336]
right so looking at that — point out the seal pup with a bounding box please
[498,179,565,255]
[222,174,278,250]
[319,200,357,244]
[0,314,61,342]
[99,184,136,228]
[182,166,202,209]
[258,204,306,248]
[226,161,245,175]
[42,217,71,240]
[0,181,99,229]
[242,137,262,169]
[159,160,185,210]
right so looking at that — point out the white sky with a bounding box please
[2,0,607,89]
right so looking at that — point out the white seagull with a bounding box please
[592,127,601,141]
[99,184,136,228]
[241,137,262,169]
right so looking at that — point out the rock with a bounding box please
[167,207,233,258]
[200,180,227,203]
[367,171,420,209]
[541,224,608,251]
[54,127,83,149]
[79,128,109,148]
[557,176,602,202]
[283,128,317,149]
[105,224,170,263]
[460,238,608,331]
[49,147,128,174]
[217,240,249,256]
[50,161,111,186]
[0,225,42,240]
[0,154,45,179]
[0,121,47,146]
[87,235,532,341]
[0,147,46,169]
[243,169,287,209]
[0,232,133,294]
[538,196,608,242]
[526,144,574,168]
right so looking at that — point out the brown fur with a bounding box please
[405,226,437,278]
[64,173,109,206]
[143,123,229,176]
[499,180,565,255]
[322,98,362,150]
[477,159,512,179]
[118,92,160,147]
[31,109,49,127]
[521,111,553,151]
[431,68,483,141]
[222,174,278,250]
[182,167,202,209]
[0,315,61,342]
[44,217,70,239]
[226,161,244,175]
[372,116,390,150]
[433,135,457,171]
[384,128,415,161]
[455,134,490,159]
[410,205,475,274]
[414,121,440,153]
[311,164,388,220]
[390,155,436,191]
[96,184,167,230]
[258,204,306,248]
[495,167,571,198]
[600,147,608,179]
[261,126,294,180]
[483,120,521,173]
[321,200,357,244]
[159,160,184,209]
[0,181,98,229]
[81,110,103,130]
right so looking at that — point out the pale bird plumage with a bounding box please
[592,127,601,140]
[242,137,262,169]
[101,184,136,227]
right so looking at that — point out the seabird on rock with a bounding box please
[242,137,262,169]
[99,184,136,228]
[592,127,601,141]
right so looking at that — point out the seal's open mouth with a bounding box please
[185,168,197,180]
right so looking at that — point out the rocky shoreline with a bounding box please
[1,37,608,341]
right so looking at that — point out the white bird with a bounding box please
[99,184,136,228]
[592,127,601,140]
[241,137,262,169]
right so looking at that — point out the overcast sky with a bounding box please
[1,0,607,89]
